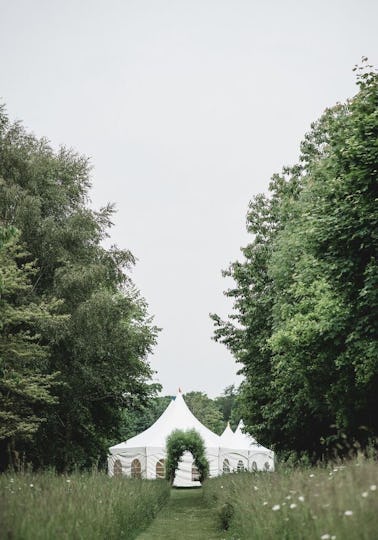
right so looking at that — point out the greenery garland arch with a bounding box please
[165,429,209,484]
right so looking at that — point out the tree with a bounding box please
[184,391,224,434]
[0,106,158,470]
[0,229,64,470]
[212,62,378,459]
[214,385,240,430]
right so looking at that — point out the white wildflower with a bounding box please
[321,535,331,540]
[10,479,14,483]
[29,484,34,488]
[254,486,258,491]
[220,485,224,489]
[285,495,292,500]
[370,485,377,491]
[344,510,353,516]
[290,503,297,509]
[66,479,71,483]
[331,536,336,540]
[272,504,280,511]
[263,501,268,506]
[298,495,305,502]
[361,491,368,498]
[309,473,315,478]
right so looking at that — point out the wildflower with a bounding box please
[272,504,280,511]
[285,495,292,500]
[344,510,353,516]
[254,486,258,491]
[263,501,268,506]
[66,479,71,483]
[290,503,297,509]
[370,485,377,491]
[298,495,305,502]
[321,535,331,540]
[309,473,315,478]
[10,479,14,483]
[331,537,336,540]
[361,492,368,498]
[29,484,34,488]
[220,485,224,489]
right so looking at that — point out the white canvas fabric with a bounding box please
[108,390,274,484]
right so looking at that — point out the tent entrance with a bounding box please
[173,451,202,488]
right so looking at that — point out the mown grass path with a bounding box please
[137,488,223,540]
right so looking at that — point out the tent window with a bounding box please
[113,459,122,477]
[192,463,200,481]
[264,461,270,471]
[156,459,165,479]
[223,458,230,474]
[237,460,244,472]
[131,458,142,479]
[252,461,258,472]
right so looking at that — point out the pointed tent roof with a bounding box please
[233,419,257,448]
[109,390,221,453]
[219,421,235,447]
[233,420,274,455]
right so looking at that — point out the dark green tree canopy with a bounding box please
[0,105,158,471]
[212,62,378,460]
[184,391,224,434]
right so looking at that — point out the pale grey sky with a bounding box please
[1,0,377,396]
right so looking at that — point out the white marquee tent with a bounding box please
[108,390,274,486]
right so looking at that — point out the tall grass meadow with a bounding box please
[0,472,170,540]
[203,458,378,540]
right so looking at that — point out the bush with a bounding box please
[0,472,170,539]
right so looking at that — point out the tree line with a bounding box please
[119,385,241,442]
[0,108,158,471]
[212,62,378,461]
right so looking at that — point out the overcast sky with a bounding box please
[1,0,377,397]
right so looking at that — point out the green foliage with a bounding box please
[203,459,378,540]
[165,429,209,484]
[0,105,158,470]
[0,472,170,540]
[184,391,225,434]
[212,61,378,458]
[214,385,241,430]
[0,230,65,465]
